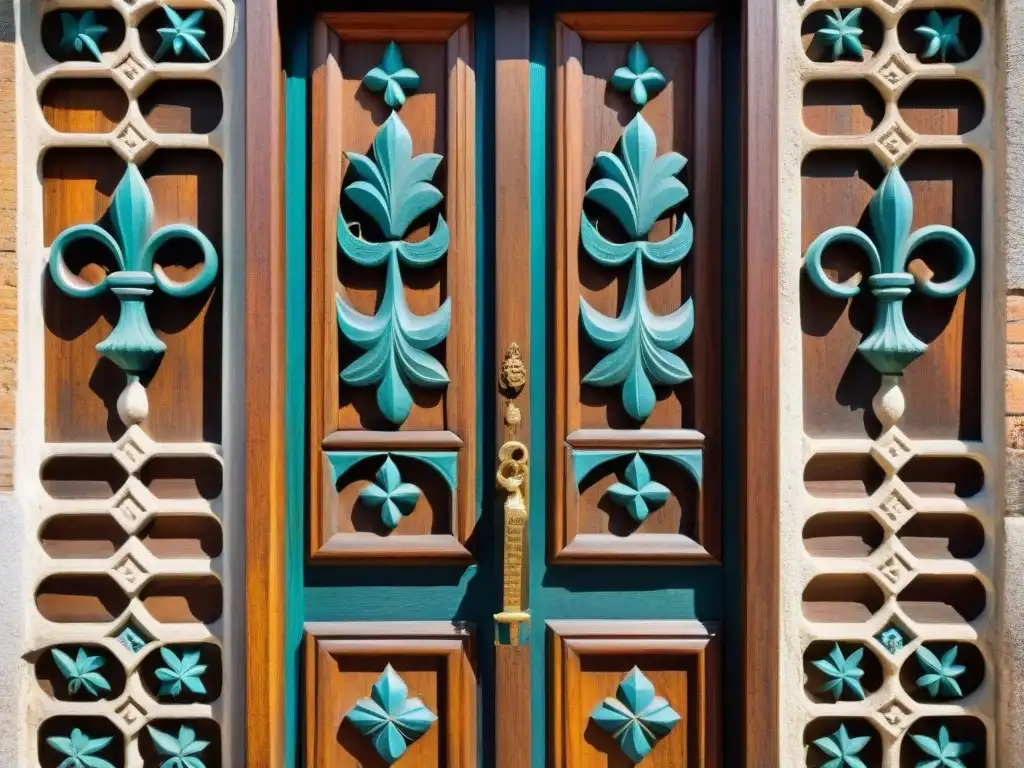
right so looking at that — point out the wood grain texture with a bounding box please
[309,16,477,562]
[43,150,222,443]
[548,620,721,768]
[244,0,286,764]
[304,622,476,767]
[41,79,128,133]
[741,0,780,762]
[802,80,884,137]
[321,13,471,44]
[551,14,721,564]
[800,149,982,439]
[493,10,532,768]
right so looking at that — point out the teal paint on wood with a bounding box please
[363,42,421,109]
[812,724,872,768]
[910,726,974,768]
[147,724,210,768]
[155,8,210,62]
[915,11,965,62]
[326,451,458,490]
[45,728,116,768]
[803,166,975,376]
[915,646,966,699]
[346,665,438,764]
[49,164,219,380]
[590,667,681,763]
[579,113,694,422]
[813,8,865,61]
[610,43,666,107]
[811,644,866,701]
[605,454,670,523]
[51,648,111,698]
[876,624,907,655]
[336,112,451,425]
[572,449,703,488]
[284,21,310,768]
[359,456,423,529]
[59,11,107,61]
[154,647,208,698]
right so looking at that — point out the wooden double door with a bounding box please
[284,5,737,765]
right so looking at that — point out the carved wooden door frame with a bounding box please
[242,1,780,765]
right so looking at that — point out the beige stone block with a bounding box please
[1010,344,1024,371]
[1009,371,1024,414]
[1009,323,1024,343]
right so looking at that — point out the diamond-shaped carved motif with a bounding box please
[876,698,912,735]
[875,487,914,531]
[112,554,148,592]
[110,482,153,533]
[877,123,912,162]
[115,697,148,734]
[875,54,913,90]
[870,427,916,474]
[115,123,149,160]
[115,53,146,83]
[113,426,156,474]
[877,551,915,592]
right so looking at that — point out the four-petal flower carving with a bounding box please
[579,113,694,422]
[804,166,975,376]
[363,41,421,109]
[915,645,966,699]
[46,728,116,768]
[147,724,210,768]
[911,725,974,768]
[814,8,865,61]
[610,42,666,107]
[916,11,966,62]
[155,8,210,62]
[605,454,669,523]
[590,667,681,763]
[59,11,108,62]
[336,112,451,425]
[155,646,208,698]
[51,647,111,697]
[359,456,422,529]
[345,664,438,764]
[812,724,872,768]
[812,644,867,701]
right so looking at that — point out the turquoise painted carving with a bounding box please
[346,664,438,764]
[59,11,108,62]
[812,724,871,768]
[814,8,865,61]
[916,11,966,62]
[876,625,906,655]
[804,166,975,376]
[910,725,974,768]
[579,113,694,422]
[590,667,680,763]
[155,647,208,698]
[363,41,420,109]
[915,645,966,699]
[114,622,148,653]
[46,728,116,768]
[155,8,210,62]
[51,647,111,697]
[574,449,701,489]
[49,164,218,420]
[610,43,666,107]
[328,451,457,493]
[336,112,450,425]
[606,454,669,523]
[812,644,866,701]
[359,456,422,529]
[147,724,210,768]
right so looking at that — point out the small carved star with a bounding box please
[915,11,966,62]
[814,8,865,61]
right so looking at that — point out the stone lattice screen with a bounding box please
[780,0,1001,765]
[14,1,243,765]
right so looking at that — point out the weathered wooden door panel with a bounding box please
[286,6,733,766]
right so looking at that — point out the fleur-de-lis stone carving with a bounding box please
[803,166,974,423]
[590,667,680,763]
[345,664,438,764]
[48,164,219,425]
[579,113,694,423]
[336,112,451,425]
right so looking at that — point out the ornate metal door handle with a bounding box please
[495,440,530,644]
